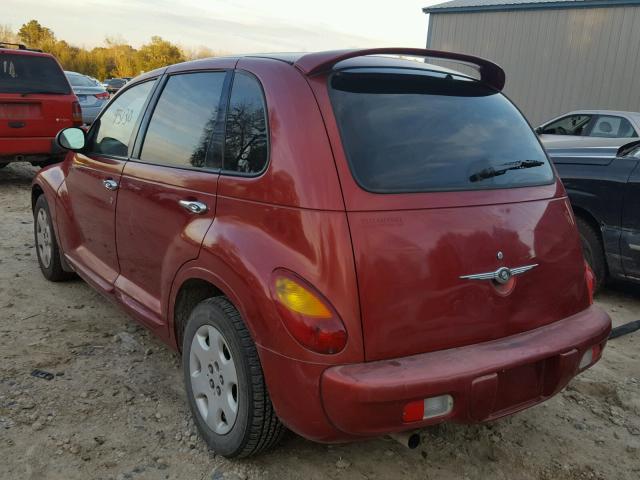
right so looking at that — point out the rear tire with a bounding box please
[34,195,74,282]
[182,297,284,457]
[576,216,606,293]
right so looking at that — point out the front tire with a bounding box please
[182,297,284,457]
[34,195,73,282]
[576,216,606,293]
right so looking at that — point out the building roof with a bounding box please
[423,0,640,14]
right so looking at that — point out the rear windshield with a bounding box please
[329,69,554,193]
[0,53,70,94]
[66,73,97,87]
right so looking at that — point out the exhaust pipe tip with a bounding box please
[388,430,421,449]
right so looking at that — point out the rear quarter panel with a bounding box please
[171,59,362,364]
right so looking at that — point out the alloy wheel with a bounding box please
[36,208,52,268]
[189,325,239,434]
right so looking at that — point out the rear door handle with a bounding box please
[179,200,208,214]
[103,179,119,191]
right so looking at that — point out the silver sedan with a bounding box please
[536,110,640,149]
[64,71,109,125]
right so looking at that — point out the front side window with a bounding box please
[589,115,637,138]
[541,114,592,136]
[140,72,226,169]
[86,80,155,157]
[329,69,554,193]
[0,54,70,94]
[223,72,268,174]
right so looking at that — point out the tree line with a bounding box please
[0,20,222,80]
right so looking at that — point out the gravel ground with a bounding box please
[1,162,639,480]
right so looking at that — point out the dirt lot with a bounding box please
[1,162,639,480]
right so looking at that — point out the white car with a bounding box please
[536,110,640,148]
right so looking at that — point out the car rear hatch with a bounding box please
[0,52,75,137]
[323,67,591,361]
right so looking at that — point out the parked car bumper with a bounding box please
[260,305,610,442]
[0,137,65,163]
[320,305,610,437]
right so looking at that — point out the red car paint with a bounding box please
[33,49,611,443]
[1,45,81,165]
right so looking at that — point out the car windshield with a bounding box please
[329,68,554,192]
[0,53,70,94]
[66,73,97,87]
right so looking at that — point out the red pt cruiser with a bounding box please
[32,48,611,457]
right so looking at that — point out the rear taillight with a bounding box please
[271,270,347,354]
[94,92,109,100]
[72,101,82,125]
[402,395,454,422]
[584,260,595,305]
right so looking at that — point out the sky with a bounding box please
[0,0,442,53]
[4,0,442,53]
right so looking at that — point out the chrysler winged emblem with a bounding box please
[459,264,538,285]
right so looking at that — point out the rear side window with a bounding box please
[0,53,70,94]
[140,72,226,170]
[223,72,268,174]
[329,69,554,193]
[87,80,155,157]
[589,115,637,138]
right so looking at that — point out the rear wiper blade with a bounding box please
[469,160,545,183]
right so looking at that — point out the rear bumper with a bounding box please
[0,137,62,158]
[320,305,611,437]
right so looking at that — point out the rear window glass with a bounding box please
[329,69,554,193]
[66,73,97,88]
[0,53,70,94]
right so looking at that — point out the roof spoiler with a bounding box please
[294,48,506,91]
[617,139,640,158]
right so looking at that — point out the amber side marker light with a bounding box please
[272,272,347,354]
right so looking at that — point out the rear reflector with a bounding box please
[402,395,454,422]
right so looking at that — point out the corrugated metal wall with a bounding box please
[427,6,640,125]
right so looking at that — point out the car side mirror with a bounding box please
[56,127,86,151]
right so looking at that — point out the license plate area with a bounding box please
[493,361,544,413]
[0,102,42,119]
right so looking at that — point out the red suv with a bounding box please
[32,48,611,457]
[1,43,81,168]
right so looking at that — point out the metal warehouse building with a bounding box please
[423,0,640,125]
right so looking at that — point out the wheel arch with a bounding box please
[571,204,603,240]
[31,183,44,211]
[168,265,259,353]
